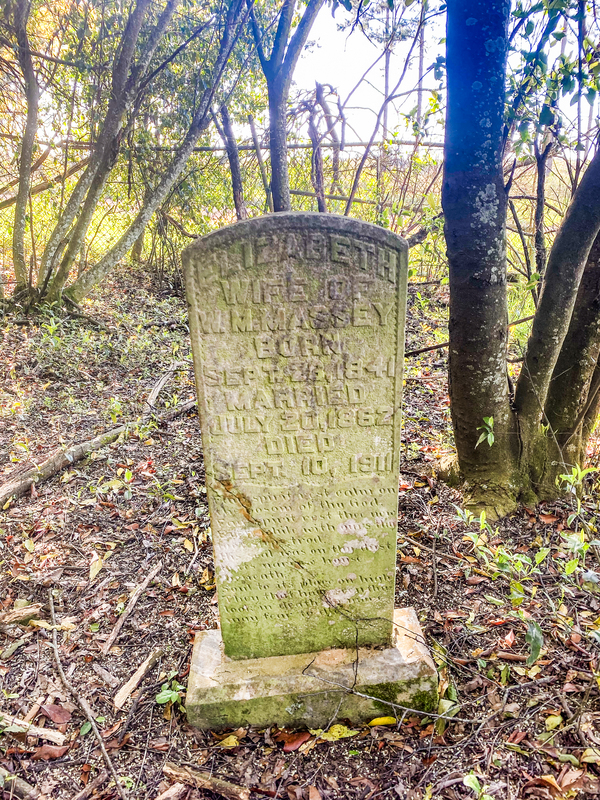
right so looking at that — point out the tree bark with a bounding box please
[514,144,600,432]
[44,0,179,299]
[268,86,291,211]
[541,231,600,490]
[12,0,39,288]
[219,104,248,220]
[442,0,518,515]
[66,0,247,303]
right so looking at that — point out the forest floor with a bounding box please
[0,266,600,800]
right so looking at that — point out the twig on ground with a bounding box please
[159,398,196,422]
[92,663,120,688]
[72,770,109,800]
[48,591,127,800]
[102,562,162,655]
[0,603,43,626]
[163,763,251,800]
[398,533,465,564]
[155,784,188,800]
[114,647,164,710]
[143,363,187,419]
[142,320,188,330]
[0,712,65,745]
[65,311,111,332]
[0,765,39,800]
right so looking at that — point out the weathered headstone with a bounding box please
[184,213,436,729]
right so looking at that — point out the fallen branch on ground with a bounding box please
[0,712,65,745]
[163,763,250,800]
[0,603,43,626]
[0,765,39,800]
[48,592,126,800]
[113,647,164,710]
[155,783,188,800]
[102,563,162,655]
[143,363,187,419]
[72,770,109,800]
[0,425,127,508]
[0,392,197,507]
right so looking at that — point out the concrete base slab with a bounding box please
[186,608,438,730]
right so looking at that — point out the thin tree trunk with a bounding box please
[315,83,341,194]
[248,114,273,212]
[219,104,248,220]
[514,144,600,432]
[66,0,247,303]
[541,231,600,488]
[12,0,39,288]
[269,87,291,211]
[442,0,518,515]
[249,0,325,214]
[308,108,326,212]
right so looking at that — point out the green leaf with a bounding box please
[484,595,505,606]
[510,580,525,606]
[535,547,551,565]
[463,774,482,794]
[525,619,543,666]
[80,721,92,736]
[565,558,578,575]
[155,689,174,704]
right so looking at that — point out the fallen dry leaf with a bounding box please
[40,704,71,724]
[283,732,311,752]
[308,786,321,800]
[32,744,69,760]
[539,514,560,524]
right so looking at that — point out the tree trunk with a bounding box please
[308,108,326,212]
[220,104,248,220]
[540,231,600,491]
[268,87,291,212]
[12,0,39,289]
[442,0,519,516]
[65,0,247,303]
[131,230,145,261]
[514,144,600,436]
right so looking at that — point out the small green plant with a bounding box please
[156,675,185,707]
[458,509,550,607]
[107,397,123,423]
[475,416,495,448]
[463,772,494,800]
[558,464,596,526]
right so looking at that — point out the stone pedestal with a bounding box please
[186,608,437,730]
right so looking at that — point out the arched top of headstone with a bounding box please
[183,211,408,262]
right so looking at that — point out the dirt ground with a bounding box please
[1,268,599,800]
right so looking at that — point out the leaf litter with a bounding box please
[0,274,599,798]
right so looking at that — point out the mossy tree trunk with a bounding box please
[443,0,600,515]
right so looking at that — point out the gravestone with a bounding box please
[183,213,437,729]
